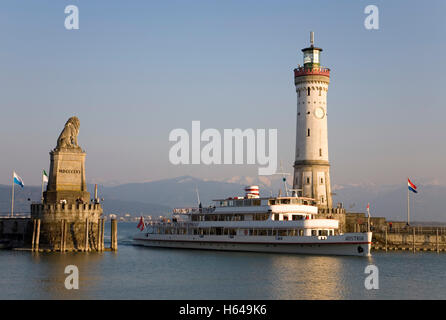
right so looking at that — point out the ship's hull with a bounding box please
[133,233,372,257]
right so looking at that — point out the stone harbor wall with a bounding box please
[0,218,33,248]
[30,203,104,251]
[373,228,446,252]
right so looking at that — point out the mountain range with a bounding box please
[1,176,445,222]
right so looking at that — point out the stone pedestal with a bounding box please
[44,148,90,204]
[32,147,104,251]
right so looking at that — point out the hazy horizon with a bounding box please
[1,0,445,189]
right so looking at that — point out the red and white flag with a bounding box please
[408,178,418,193]
[137,216,145,231]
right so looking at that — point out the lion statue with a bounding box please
[56,116,81,149]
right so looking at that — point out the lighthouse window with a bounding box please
[320,177,324,184]
[306,177,310,184]
[319,148,322,156]
[307,128,310,137]
[307,88,311,96]
[319,89,322,96]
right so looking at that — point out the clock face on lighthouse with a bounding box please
[314,107,325,119]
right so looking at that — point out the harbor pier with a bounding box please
[0,117,117,252]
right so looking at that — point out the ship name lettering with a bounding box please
[346,236,365,241]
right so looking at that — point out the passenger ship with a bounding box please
[133,186,372,256]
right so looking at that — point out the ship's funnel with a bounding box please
[245,186,260,199]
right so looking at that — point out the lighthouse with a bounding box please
[292,32,333,209]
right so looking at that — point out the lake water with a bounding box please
[1,222,445,299]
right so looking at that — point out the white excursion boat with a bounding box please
[133,186,372,257]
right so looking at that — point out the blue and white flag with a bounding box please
[13,171,24,188]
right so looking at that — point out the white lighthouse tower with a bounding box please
[292,32,333,209]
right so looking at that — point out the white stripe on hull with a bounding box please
[133,234,371,257]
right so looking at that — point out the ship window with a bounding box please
[307,128,310,137]
[252,199,261,206]
[308,88,310,96]
[311,230,317,236]
[283,215,289,221]
[274,214,280,221]
[319,230,328,236]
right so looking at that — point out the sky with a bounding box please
[0,0,445,187]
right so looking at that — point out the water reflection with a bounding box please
[25,252,105,299]
[1,223,445,300]
[267,254,376,299]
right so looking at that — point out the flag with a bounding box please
[13,171,24,188]
[366,203,370,210]
[408,178,417,193]
[42,170,48,183]
[137,216,145,231]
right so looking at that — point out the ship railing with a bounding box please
[173,207,216,214]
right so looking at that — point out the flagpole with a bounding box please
[367,205,371,233]
[11,171,15,218]
[41,170,44,203]
[407,182,410,226]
